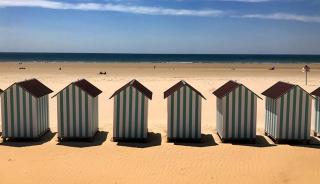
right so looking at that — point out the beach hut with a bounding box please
[0,79,53,140]
[213,80,262,142]
[52,79,102,141]
[311,87,320,137]
[262,81,312,142]
[110,79,152,141]
[164,80,206,141]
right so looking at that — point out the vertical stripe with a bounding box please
[188,88,193,138]
[300,93,306,139]
[197,96,201,139]
[234,88,239,138]
[246,90,251,139]
[125,87,130,138]
[240,88,245,139]
[191,91,196,139]
[238,86,242,139]
[225,94,229,139]
[282,94,288,139]
[122,89,126,138]
[131,88,136,138]
[66,86,70,137]
[115,95,119,138]
[173,92,177,138]
[304,94,309,139]
[288,89,294,139]
[32,97,37,137]
[137,92,142,138]
[72,85,76,137]
[144,98,148,138]
[140,95,145,138]
[75,87,79,137]
[179,87,183,138]
[134,89,139,138]
[128,86,133,138]
[176,89,180,138]
[231,91,236,139]
[167,97,171,138]
[57,94,61,137]
[195,94,199,139]
[294,88,300,139]
[183,86,187,138]
[10,87,14,137]
[2,92,8,137]
[185,87,190,139]
[16,86,21,137]
[81,91,86,137]
[244,89,248,138]
[77,88,82,137]
[250,93,255,138]
[85,93,89,137]
[23,91,27,137]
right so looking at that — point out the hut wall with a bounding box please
[265,97,278,139]
[0,84,48,138]
[216,97,225,138]
[113,86,148,139]
[57,84,98,138]
[315,97,320,134]
[167,86,201,139]
[217,86,257,140]
[268,86,311,140]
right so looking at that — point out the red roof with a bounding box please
[52,79,102,98]
[262,81,295,99]
[10,79,53,98]
[213,80,262,99]
[0,89,3,93]
[164,80,206,99]
[311,87,320,97]
[110,79,152,100]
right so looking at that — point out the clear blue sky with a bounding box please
[0,0,320,54]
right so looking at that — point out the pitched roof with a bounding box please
[164,80,206,99]
[0,89,3,93]
[311,87,320,97]
[262,81,312,99]
[213,80,262,99]
[52,79,102,98]
[3,79,53,98]
[110,79,152,100]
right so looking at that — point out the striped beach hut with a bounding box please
[110,79,152,141]
[0,79,53,140]
[213,80,262,142]
[262,81,312,142]
[311,87,320,137]
[52,79,102,141]
[164,80,206,141]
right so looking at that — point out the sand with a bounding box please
[0,62,319,184]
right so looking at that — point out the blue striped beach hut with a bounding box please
[0,79,53,140]
[164,80,206,141]
[52,79,102,141]
[213,80,262,142]
[311,87,320,137]
[262,81,312,142]
[110,79,152,141]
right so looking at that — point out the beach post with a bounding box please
[310,88,320,137]
[262,81,312,143]
[52,79,102,141]
[213,81,261,142]
[302,65,310,86]
[164,80,205,142]
[110,79,152,141]
[0,79,53,140]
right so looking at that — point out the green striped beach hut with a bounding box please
[110,79,152,141]
[311,87,320,137]
[0,79,53,140]
[262,81,312,142]
[213,80,262,142]
[52,79,102,141]
[164,80,206,141]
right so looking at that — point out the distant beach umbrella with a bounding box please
[302,65,310,85]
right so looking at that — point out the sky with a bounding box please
[0,0,320,54]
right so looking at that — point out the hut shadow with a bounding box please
[289,136,320,149]
[173,134,217,147]
[57,131,108,148]
[0,131,56,147]
[116,132,162,148]
[231,135,277,147]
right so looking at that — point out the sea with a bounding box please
[0,52,320,63]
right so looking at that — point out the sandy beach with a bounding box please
[0,62,320,184]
